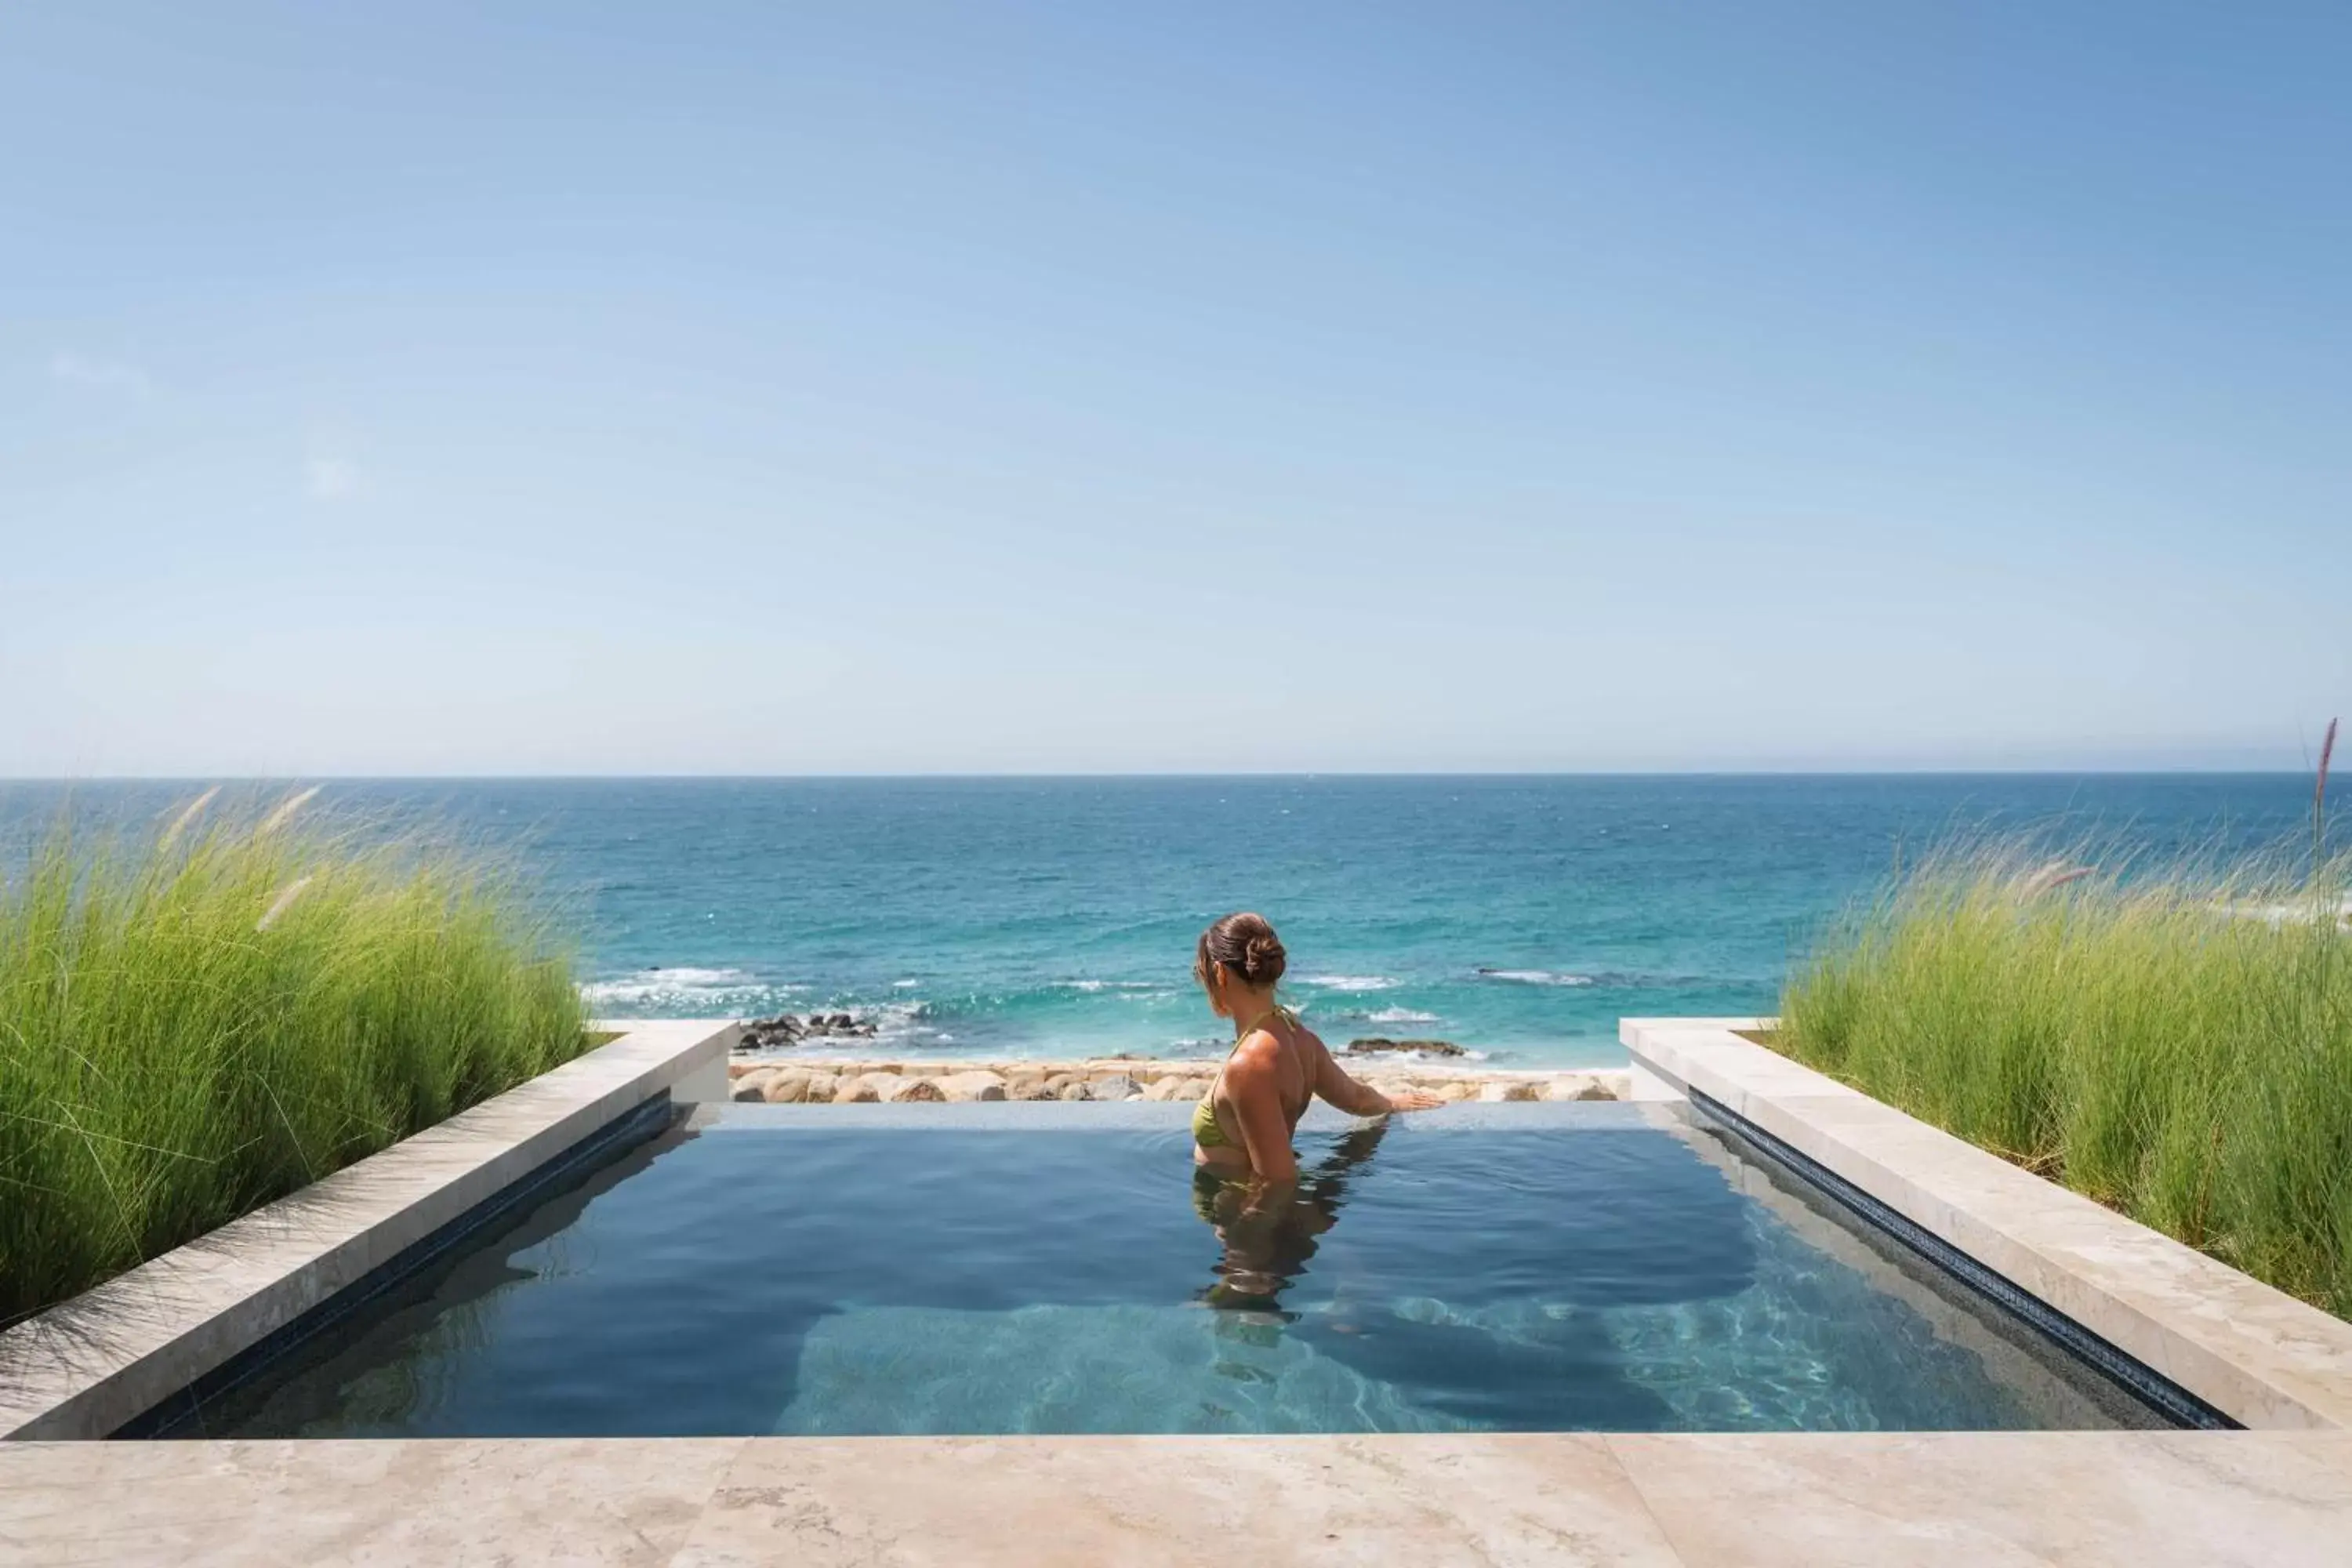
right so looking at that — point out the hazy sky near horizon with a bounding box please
[5,3,2348,776]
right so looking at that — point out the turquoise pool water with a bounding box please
[155,1105,2165,1436]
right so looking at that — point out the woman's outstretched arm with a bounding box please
[1312,1037,1445,1115]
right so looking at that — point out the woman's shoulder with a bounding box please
[1261,1007,1329,1062]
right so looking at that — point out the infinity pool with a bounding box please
[143,1103,2167,1436]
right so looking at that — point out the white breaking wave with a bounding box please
[1050,979,1167,993]
[2214,897,2352,930]
[581,967,789,1005]
[1475,969,1594,987]
[622,967,750,987]
[1298,975,1401,993]
[1364,1007,1440,1025]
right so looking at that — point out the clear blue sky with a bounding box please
[4,3,2347,775]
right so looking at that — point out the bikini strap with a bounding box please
[1233,1003,1290,1045]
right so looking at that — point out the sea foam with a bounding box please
[1475,969,1594,987]
[581,967,786,1005]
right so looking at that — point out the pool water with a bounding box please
[151,1105,2166,1437]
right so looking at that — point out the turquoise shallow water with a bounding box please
[169,1109,2161,1437]
[6,774,2317,1068]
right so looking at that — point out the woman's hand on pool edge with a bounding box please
[1378,1087,1447,1112]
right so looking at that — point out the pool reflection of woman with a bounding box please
[1195,1121,1394,1312]
[1189,912,1442,1311]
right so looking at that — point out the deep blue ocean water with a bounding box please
[4,774,2318,1068]
[167,1108,2160,1437]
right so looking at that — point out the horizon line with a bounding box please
[0,766,2326,784]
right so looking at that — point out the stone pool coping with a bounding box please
[1621,1018,2352,1432]
[3,1431,2348,1564]
[0,1019,735,1442]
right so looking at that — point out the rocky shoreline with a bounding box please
[726,1054,1626,1105]
[738,1012,880,1049]
[735,1012,1480,1062]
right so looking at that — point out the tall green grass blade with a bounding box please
[1781,835,2352,1319]
[0,793,586,1324]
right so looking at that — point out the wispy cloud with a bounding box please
[305,455,360,503]
[49,350,153,397]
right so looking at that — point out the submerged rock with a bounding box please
[1345,1037,1466,1058]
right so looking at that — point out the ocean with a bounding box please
[3,775,2321,1069]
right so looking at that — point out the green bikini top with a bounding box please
[1193,1004,1298,1152]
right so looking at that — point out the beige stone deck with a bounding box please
[5,1431,2349,1565]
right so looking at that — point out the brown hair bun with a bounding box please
[1196,911,1287,988]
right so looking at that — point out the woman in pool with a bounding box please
[1191,911,1444,1184]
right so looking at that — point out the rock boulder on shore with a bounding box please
[1345,1037,1467,1058]
[739,1011,882,1051]
[725,1052,1628,1108]
[761,1070,813,1104]
[937,1071,1007,1102]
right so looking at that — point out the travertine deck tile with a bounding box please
[656,1434,1682,1568]
[7,1434,2350,1565]
[1606,1431,2352,1567]
[0,1438,746,1566]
